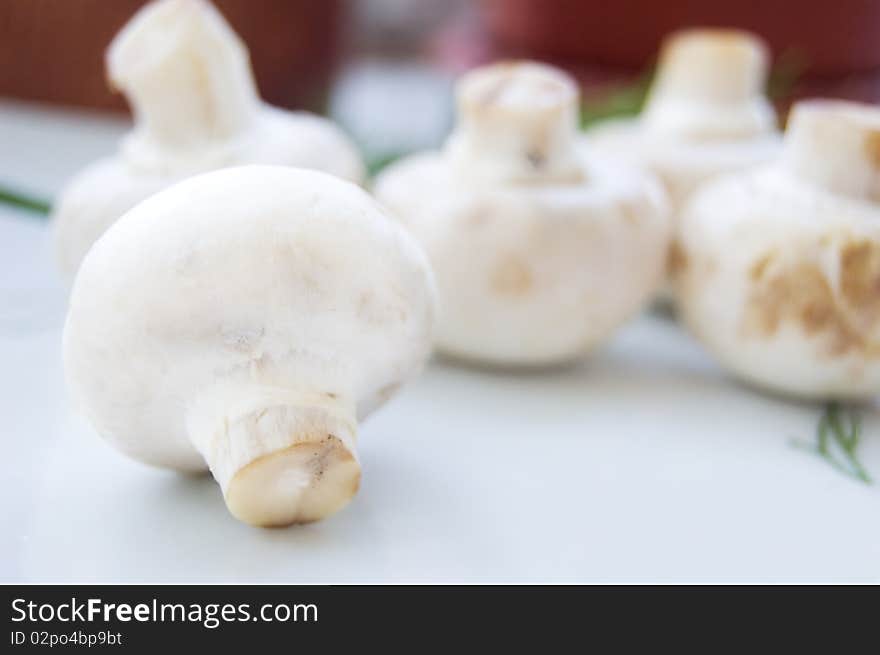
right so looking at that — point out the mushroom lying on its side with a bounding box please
[374,61,670,367]
[63,166,435,526]
[584,29,781,287]
[52,0,364,280]
[676,100,880,399]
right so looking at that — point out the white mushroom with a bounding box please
[52,0,364,280]
[676,100,880,399]
[374,61,670,366]
[63,166,435,526]
[584,29,781,284]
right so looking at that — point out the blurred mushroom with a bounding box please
[52,0,364,281]
[375,61,669,367]
[676,100,880,399]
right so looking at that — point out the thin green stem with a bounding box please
[580,72,652,130]
[366,152,404,178]
[794,403,873,484]
[0,184,52,216]
[791,440,856,479]
[816,412,829,455]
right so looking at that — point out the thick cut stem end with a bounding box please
[188,387,360,527]
[225,431,361,527]
[642,29,775,140]
[107,0,259,170]
[446,61,583,185]
[783,100,880,202]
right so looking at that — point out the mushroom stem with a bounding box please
[783,100,880,202]
[641,29,775,140]
[107,0,259,165]
[445,62,583,185]
[187,385,360,527]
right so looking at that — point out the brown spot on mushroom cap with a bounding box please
[749,250,776,281]
[667,241,688,278]
[466,209,490,228]
[620,201,641,227]
[376,381,402,403]
[491,256,533,296]
[864,130,880,169]
[742,245,880,358]
[839,239,880,337]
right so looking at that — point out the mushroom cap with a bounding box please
[52,158,170,280]
[243,107,365,186]
[64,166,434,470]
[116,104,366,182]
[51,108,365,280]
[677,131,880,398]
[374,150,670,365]
[585,119,781,210]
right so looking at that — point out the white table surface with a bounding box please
[2,99,880,584]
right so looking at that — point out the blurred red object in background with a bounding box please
[0,0,344,113]
[480,0,880,103]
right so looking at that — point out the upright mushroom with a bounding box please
[63,166,435,526]
[374,61,670,366]
[584,29,781,289]
[52,0,364,280]
[676,100,880,399]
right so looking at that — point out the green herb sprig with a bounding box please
[579,72,652,130]
[793,402,873,484]
[0,184,51,216]
[366,151,404,178]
